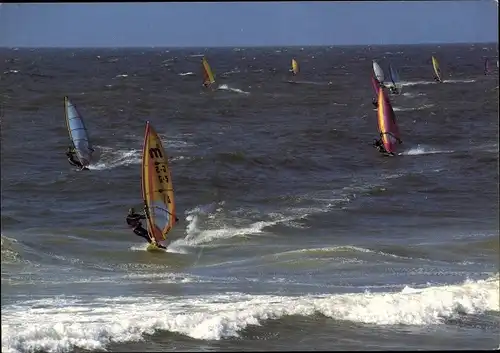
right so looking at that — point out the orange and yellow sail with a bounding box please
[141,122,177,244]
[291,58,299,76]
[202,57,216,87]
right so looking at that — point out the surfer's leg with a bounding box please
[133,227,151,242]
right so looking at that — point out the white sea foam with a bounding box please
[217,84,250,95]
[399,146,455,156]
[2,276,498,353]
[88,147,140,170]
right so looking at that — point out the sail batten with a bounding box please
[141,122,177,244]
[64,96,93,167]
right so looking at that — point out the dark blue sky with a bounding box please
[0,2,498,47]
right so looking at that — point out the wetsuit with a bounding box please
[66,152,83,168]
[126,213,151,242]
[126,212,167,249]
[373,139,388,154]
[372,97,378,108]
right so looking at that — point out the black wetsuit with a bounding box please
[372,98,378,108]
[66,152,83,168]
[373,139,388,154]
[126,212,167,249]
[126,213,152,242]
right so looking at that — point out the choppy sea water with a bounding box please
[1,43,499,352]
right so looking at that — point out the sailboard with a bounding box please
[431,56,442,82]
[388,63,403,94]
[202,57,216,88]
[64,96,94,168]
[141,121,177,251]
[372,60,385,84]
[291,58,299,76]
[377,88,402,155]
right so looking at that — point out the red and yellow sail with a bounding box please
[377,89,401,154]
[141,122,177,243]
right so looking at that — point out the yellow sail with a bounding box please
[431,56,442,82]
[141,122,177,244]
[202,57,216,86]
[291,58,299,75]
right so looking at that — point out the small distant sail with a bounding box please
[202,57,216,87]
[64,96,94,167]
[141,121,177,245]
[291,58,299,76]
[484,58,491,75]
[377,88,402,154]
[431,56,442,82]
[372,60,385,84]
[388,63,403,93]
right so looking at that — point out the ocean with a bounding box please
[1,43,499,352]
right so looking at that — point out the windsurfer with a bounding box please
[372,139,387,154]
[372,97,378,108]
[126,207,166,249]
[66,146,84,169]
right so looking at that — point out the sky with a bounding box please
[0,2,498,48]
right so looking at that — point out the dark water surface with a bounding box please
[1,44,499,352]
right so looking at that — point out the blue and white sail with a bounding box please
[388,63,403,93]
[64,96,94,167]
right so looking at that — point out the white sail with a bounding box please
[372,60,385,83]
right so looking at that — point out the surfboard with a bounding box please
[146,242,165,252]
[431,56,442,82]
[377,88,402,155]
[372,60,385,84]
[64,96,94,169]
[202,57,216,89]
[141,121,178,251]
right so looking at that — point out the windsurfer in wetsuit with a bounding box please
[126,207,167,249]
[66,146,84,169]
[372,97,378,108]
[373,138,388,154]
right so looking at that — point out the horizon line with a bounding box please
[0,41,498,50]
